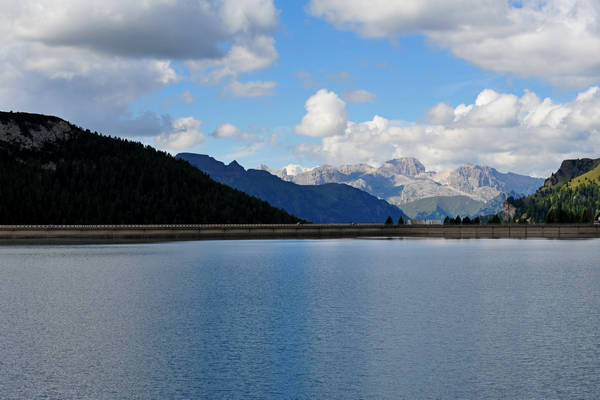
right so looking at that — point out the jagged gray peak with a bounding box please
[290,165,355,185]
[433,165,501,196]
[432,164,543,199]
[379,158,426,177]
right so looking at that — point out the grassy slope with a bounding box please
[569,164,600,188]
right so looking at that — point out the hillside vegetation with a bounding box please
[507,158,600,223]
[569,164,600,189]
[0,112,301,224]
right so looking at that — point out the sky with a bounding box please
[1,0,600,177]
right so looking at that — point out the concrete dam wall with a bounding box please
[0,224,599,243]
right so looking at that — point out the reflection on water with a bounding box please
[1,239,599,399]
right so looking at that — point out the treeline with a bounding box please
[0,115,302,224]
[443,215,492,225]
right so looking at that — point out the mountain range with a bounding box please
[0,111,301,224]
[177,153,408,224]
[259,158,544,219]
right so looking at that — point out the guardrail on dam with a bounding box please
[0,224,599,242]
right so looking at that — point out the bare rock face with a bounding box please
[378,158,426,177]
[434,165,497,193]
[290,165,353,185]
[502,201,518,221]
[0,113,72,149]
[542,158,600,189]
[398,181,463,204]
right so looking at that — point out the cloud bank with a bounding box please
[308,0,600,87]
[0,0,279,137]
[295,87,600,176]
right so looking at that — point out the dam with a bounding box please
[0,224,599,243]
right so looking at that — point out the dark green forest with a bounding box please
[0,112,301,224]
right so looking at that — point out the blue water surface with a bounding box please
[1,238,599,399]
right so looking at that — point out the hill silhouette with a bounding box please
[0,111,301,224]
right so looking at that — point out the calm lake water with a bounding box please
[1,238,599,399]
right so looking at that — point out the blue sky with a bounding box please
[1,1,600,176]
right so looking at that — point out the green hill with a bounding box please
[507,158,600,223]
[0,111,301,224]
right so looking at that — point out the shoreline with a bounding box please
[0,224,599,244]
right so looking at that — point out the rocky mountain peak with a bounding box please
[450,164,498,192]
[228,160,245,172]
[380,157,426,177]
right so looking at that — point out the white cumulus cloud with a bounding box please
[426,102,455,124]
[296,87,600,176]
[295,89,349,137]
[212,123,242,138]
[156,117,205,151]
[211,122,256,140]
[308,0,600,87]
[188,35,278,85]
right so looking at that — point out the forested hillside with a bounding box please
[506,158,600,223]
[0,112,301,224]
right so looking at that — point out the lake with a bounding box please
[1,238,599,399]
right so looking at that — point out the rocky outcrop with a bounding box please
[502,201,518,221]
[432,164,546,201]
[378,157,425,177]
[542,158,600,189]
[0,112,72,149]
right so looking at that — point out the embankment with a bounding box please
[0,224,599,243]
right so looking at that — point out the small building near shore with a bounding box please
[407,219,442,225]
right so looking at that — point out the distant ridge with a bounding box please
[177,153,408,224]
[0,111,301,224]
